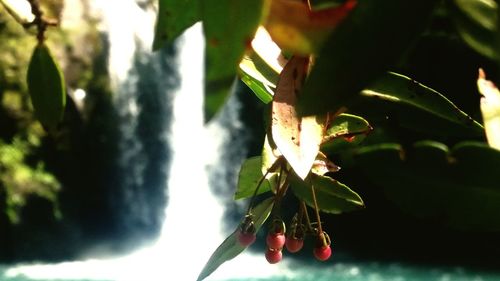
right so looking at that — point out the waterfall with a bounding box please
[2,0,283,280]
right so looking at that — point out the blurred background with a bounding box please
[0,0,499,280]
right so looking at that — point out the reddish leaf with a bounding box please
[265,0,357,55]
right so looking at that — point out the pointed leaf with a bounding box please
[202,0,267,121]
[197,197,274,281]
[477,69,500,150]
[27,44,66,131]
[311,152,341,175]
[450,0,498,60]
[321,113,372,150]
[291,174,364,214]
[152,0,200,50]
[238,53,277,104]
[235,156,271,200]
[271,56,324,179]
[298,0,437,116]
[359,72,484,134]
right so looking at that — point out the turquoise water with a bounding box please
[1,261,498,281]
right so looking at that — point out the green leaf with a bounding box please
[152,0,200,50]
[202,0,267,121]
[298,0,437,116]
[321,113,372,153]
[197,197,274,281]
[359,72,484,135]
[235,156,272,200]
[450,0,498,60]
[238,53,277,104]
[27,44,66,131]
[290,173,364,214]
[355,141,500,231]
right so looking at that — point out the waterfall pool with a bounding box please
[1,259,498,281]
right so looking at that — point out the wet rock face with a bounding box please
[0,0,170,262]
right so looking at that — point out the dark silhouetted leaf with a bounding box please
[355,141,500,231]
[298,0,437,116]
[27,44,66,131]
[197,197,274,281]
[290,173,364,214]
[152,0,200,50]
[202,0,266,121]
[360,72,484,134]
[450,0,498,60]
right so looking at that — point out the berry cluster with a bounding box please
[235,156,336,264]
[237,205,332,264]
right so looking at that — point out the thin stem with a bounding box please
[310,181,323,234]
[300,201,313,233]
[271,170,290,218]
[246,156,283,214]
[26,0,58,44]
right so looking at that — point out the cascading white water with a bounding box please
[3,1,284,280]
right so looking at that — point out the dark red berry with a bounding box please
[285,237,304,253]
[237,230,256,247]
[265,248,282,264]
[313,245,332,261]
[266,232,286,249]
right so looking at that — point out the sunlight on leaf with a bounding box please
[27,44,66,131]
[477,69,500,150]
[238,27,286,103]
[197,197,274,281]
[361,72,484,133]
[0,0,35,24]
[251,27,285,74]
[311,152,341,175]
[322,113,371,145]
[152,0,200,50]
[271,56,324,179]
[238,53,277,104]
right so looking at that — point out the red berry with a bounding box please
[237,230,256,247]
[285,237,304,253]
[265,248,282,264]
[313,245,332,261]
[266,232,286,249]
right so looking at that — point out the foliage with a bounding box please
[0,138,61,223]
[152,0,499,279]
[1,0,499,277]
